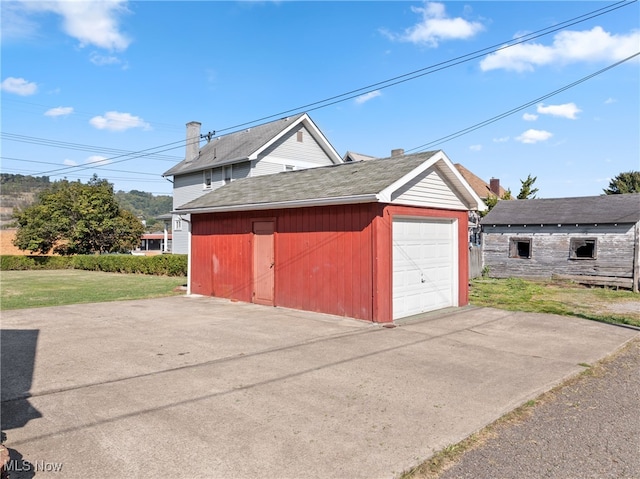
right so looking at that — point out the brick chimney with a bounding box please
[489,178,501,196]
[185,121,201,163]
[391,148,404,158]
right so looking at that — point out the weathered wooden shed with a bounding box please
[481,194,640,291]
[175,151,485,322]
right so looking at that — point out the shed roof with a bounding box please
[481,193,640,225]
[175,150,485,214]
[163,113,341,177]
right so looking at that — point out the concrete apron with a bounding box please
[1,296,637,479]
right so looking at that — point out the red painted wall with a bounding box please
[371,205,469,322]
[191,204,379,321]
[190,202,468,322]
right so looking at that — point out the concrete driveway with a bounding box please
[2,296,637,479]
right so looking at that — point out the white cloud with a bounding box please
[604,97,617,104]
[537,102,581,119]
[522,113,538,121]
[493,136,510,143]
[516,129,553,144]
[0,2,39,42]
[89,52,123,66]
[63,159,78,166]
[469,144,482,151]
[1,76,37,95]
[89,111,151,132]
[45,106,74,117]
[383,1,484,47]
[85,155,111,166]
[480,26,640,72]
[354,90,382,105]
[20,0,131,51]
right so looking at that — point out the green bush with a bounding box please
[0,255,74,270]
[0,254,187,276]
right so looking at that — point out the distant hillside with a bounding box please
[0,174,51,228]
[0,174,172,232]
[115,190,173,231]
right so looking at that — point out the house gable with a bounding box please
[390,165,467,211]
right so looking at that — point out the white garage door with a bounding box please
[392,218,457,320]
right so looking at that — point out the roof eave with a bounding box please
[173,194,379,215]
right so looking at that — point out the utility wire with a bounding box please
[9,0,636,179]
[31,140,187,176]
[0,156,165,177]
[1,133,181,162]
[406,52,640,152]
[213,0,636,134]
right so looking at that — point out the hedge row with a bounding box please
[0,254,187,276]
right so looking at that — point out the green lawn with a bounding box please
[0,269,187,310]
[470,277,640,328]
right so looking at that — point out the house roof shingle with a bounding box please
[481,193,640,225]
[454,163,507,199]
[163,113,309,177]
[176,151,441,212]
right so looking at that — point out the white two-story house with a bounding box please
[163,113,343,253]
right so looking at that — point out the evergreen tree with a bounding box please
[603,171,640,194]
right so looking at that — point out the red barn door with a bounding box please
[253,220,275,306]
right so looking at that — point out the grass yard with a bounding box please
[470,277,640,328]
[0,270,187,310]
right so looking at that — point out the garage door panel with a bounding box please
[393,218,457,320]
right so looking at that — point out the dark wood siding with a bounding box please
[483,224,636,279]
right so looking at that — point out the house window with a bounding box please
[570,238,597,259]
[509,237,532,259]
[285,165,295,171]
[203,169,212,188]
[223,165,232,184]
[296,130,303,142]
[174,218,182,231]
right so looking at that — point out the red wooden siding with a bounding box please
[191,204,379,321]
[190,202,468,323]
[371,204,469,322]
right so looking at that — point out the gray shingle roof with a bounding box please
[163,113,306,177]
[481,193,640,225]
[176,151,440,211]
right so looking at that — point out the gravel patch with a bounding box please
[437,338,640,479]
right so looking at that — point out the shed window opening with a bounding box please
[570,238,597,259]
[509,238,532,259]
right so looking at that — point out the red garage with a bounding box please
[175,151,485,323]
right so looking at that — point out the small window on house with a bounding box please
[296,130,303,142]
[203,169,212,188]
[174,218,182,231]
[570,238,597,259]
[285,165,295,171]
[509,237,532,259]
[223,165,232,184]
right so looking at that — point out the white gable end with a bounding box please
[390,166,467,210]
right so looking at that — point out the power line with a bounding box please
[1,132,181,162]
[31,140,187,176]
[213,0,636,134]
[0,156,164,177]
[406,52,640,152]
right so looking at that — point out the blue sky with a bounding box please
[2,1,638,198]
